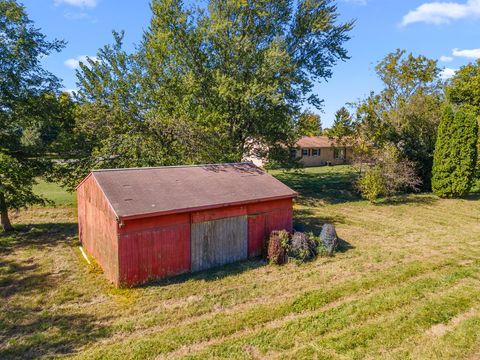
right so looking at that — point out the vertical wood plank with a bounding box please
[191,215,248,272]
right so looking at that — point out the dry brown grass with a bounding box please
[1,166,479,359]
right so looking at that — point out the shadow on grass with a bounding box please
[374,194,439,206]
[0,222,77,253]
[0,222,110,359]
[273,169,361,205]
[146,258,267,288]
[336,237,355,253]
[293,208,354,254]
[465,192,480,201]
[293,208,347,233]
[0,306,110,359]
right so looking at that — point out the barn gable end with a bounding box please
[77,174,120,285]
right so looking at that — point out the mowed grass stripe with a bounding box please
[177,264,479,359]
[278,282,480,360]
[100,255,453,342]
[75,259,476,359]
[163,261,475,360]
[313,282,480,359]
[408,314,480,360]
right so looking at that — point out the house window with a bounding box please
[312,149,320,157]
[302,149,309,157]
[334,148,345,160]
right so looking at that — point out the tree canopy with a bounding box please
[329,106,355,145]
[355,49,443,190]
[64,0,353,186]
[296,111,322,136]
[446,59,480,112]
[0,0,70,231]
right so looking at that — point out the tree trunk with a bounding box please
[0,192,13,232]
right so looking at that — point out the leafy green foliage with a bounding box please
[328,106,355,142]
[0,0,69,231]
[446,60,480,172]
[356,50,443,190]
[357,166,386,202]
[61,0,353,187]
[356,145,421,202]
[296,111,322,136]
[446,59,480,112]
[432,106,478,198]
[0,154,48,210]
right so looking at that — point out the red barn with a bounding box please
[77,163,296,286]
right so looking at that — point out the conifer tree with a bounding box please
[432,106,478,197]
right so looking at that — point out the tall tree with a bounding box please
[329,106,355,146]
[445,60,480,170]
[144,0,353,161]
[446,59,480,111]
[296,111,322,136]
[68,0,353,182]
[0,0,66,231]
[356,49,443,190]
[432,106,478,198]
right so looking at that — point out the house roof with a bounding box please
[87,162,297,220]
[296,136,351,148]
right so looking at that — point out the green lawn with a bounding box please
[1,166,480,359]
[33,180,76,207]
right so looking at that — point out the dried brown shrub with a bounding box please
[267,230,289,265]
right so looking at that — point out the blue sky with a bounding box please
[22,0,480,127]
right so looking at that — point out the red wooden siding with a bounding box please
[266,208,293,234]
[247,199,293,257]
[248,213,267,257]
[78,175,294,286]
[191,205,247,223]
[117,214,191,286]
[77,175,120,285]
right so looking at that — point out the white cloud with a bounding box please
[55,0,98,8]
[63,88,78,96]
[400,0,480,26]
[64,55,98,70]
[452,48,480,59]
[440,67,457,79]
[440,55,454,62]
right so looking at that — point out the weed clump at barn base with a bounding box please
[267,230,289,265]
[267,225,338,265]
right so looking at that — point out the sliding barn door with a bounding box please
[191,215,248,272]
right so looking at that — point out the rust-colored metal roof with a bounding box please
[89,163,297,220]
[296,136,352,148]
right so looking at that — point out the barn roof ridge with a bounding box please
[83,162,296,220]
[92,162,256,173]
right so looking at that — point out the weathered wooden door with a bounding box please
[191,215,248,272]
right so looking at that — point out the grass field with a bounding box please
[1,166,480,359]
[33,180,76,207]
